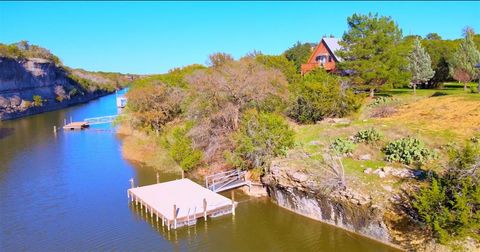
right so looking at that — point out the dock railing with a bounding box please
[205,169,248,193]
[84,115,118,125]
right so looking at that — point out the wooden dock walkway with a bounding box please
[62,121,89,130]
[128,179,235,230]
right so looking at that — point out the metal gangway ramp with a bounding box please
[205,170,249,193]
[84,115,118,125]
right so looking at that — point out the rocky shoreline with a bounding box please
[262,163,394,243]
[0,90,110,120]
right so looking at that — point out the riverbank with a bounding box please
[0,90,110,120]
[117,124,183,175]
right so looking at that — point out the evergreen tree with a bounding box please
[283,42,316,72]
[449,28,480,91]
[338,13,410,97]
[407,38,435,95]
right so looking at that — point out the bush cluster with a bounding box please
[288,70,362,124]
[354,128,382,144]
[412,143,480,243]
[383,137,435,165]
[330,138,356,155]
[229,110,294,170]
[165,125,203,171]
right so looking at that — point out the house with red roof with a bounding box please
[301,37,342,75]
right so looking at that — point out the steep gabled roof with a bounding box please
[305,37,343,64]
[322,37,342,62]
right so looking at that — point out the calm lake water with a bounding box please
[0,93,399,251]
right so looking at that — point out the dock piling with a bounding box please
[173,204,177,229]
[53,125,57,133]
[156,172,159,183]
[231,190,235,216]
[203,198,207,221]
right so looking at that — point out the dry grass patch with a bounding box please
[380,95,480,140]
[118,125,182,174]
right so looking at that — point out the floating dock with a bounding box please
[62,121,89,130]
[127,179,236,230]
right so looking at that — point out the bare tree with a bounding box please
[185,57,289,162]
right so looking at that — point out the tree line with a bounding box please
[285,14,480,96]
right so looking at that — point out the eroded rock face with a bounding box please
[0,57,106,120]
[262,163,392,243]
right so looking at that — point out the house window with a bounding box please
[315,55,327,64]
[328,56,332,62]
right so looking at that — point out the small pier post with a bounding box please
[53,125,57,134]
[173,204,177,229]
[64,118,67,126]
[231,190,235,216]
[203,198,207,221]
[181,170,185,179]
[129,178,134,189]
[156,172,160,184]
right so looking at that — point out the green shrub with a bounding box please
[354,128,382,144]
[412,143,480,244]
[230,110,294,170]
[369,96,398,107]
[470,86,479,94]
[330,138,356,155]
[383,137,435,165]
[288,70,362,124]
[32,95,43,107]
[165,125,203,171]
[69,88,79,97]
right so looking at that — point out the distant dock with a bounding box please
[62,121,89,130]
[128,178,236,230]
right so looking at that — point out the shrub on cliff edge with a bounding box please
[229,110,294,170]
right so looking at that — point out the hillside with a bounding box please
[264,85,480,250]
[0,41,136,120]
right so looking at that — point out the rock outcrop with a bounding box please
[262,162,394,245]
[0,57,132,120]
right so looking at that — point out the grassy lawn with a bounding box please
[380,82,478,98]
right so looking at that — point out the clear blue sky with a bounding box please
[1,1,479,74]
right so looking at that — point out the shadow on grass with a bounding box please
[430,91,448,97]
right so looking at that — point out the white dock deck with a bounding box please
[128,179,235,230]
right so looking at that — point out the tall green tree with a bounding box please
[283,42,315,72]
[422,39,457,86]
[338,13,410,97]
[408,38,435,95]
[449,28,480,91]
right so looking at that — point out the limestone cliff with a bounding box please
[260,158,426,250]
[0,57,133,120]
